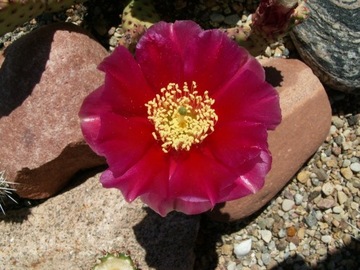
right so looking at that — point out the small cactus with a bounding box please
[222,0,309,56]
[118,0,309,56]
[93,252,137,270]
[0,0,87,37]
[118,0,160,51]
[251,0,309,40]
[121,0,159,33]
[0,171,17,214]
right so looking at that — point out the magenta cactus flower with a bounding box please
[79,20,281,216]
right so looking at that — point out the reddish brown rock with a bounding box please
[208,58,331,222]
[0,23,107,199]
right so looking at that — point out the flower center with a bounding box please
[145,81,218,153]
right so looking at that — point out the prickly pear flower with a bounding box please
[79,21,281,216]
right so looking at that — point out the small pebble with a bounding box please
[304,211,317,227]
[326,159,338,168]
[314,168,328,181]
[294,194,303,205]
[329,125,337,135]
[286,226,296,237]
[234,239,252,258]
[352,178,360,188]
[276,239,288,251]
[311,178,321,186]
[316,197,335,209]
[227,261,236,270]
[321,235,332,244]
[342,234,352,246]
[260,230,272,244]
[261,253,271,266]
[282,199,295,212]
[322,182,334,196]
[318,247,328,256]
[342,159,351,168]
[340,167,353,180]
[332,206,343,214]
[297,227,305,239]
[350,201,359,210]
[221,244,233,255]
[350,162,360,172]
[332,116,344,128]
[289,242,297,251]
[278,229,286,238]
[297,171,310,184]
[337,191,349,205]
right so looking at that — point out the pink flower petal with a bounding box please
[100,142,170,202]
[95,112,155,177]
[99,46,154,117]
[141,193,214,216]
[136,21,202,90]
[183,29,265,95]
[214,69,281,129]
[167,149,237,206]
[79,86,110,149]
[219,150,271,201]
[206,122,268,171]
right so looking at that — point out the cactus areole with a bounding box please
[79,21,281,216]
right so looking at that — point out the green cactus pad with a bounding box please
[122,0,160,32]
[93,253,137,270]
[117,0,160,51]
[0,0,87,37]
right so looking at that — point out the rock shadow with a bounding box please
[0,166,105,223]
[270,240,360,269]
[194,207,266,269]
[133,208,200,270]
[326,87,360,115]
[0,22,97,117]
[0,30,52,117]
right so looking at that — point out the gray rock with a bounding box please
[291,0,360,92]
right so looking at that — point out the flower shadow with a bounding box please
[133,208,200,270]
[263,66,283,88]
[194,208,265,269]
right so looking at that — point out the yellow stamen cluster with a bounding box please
[145,82,218,153]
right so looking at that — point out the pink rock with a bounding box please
[0,23,107,199]
[207,58,331,222]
